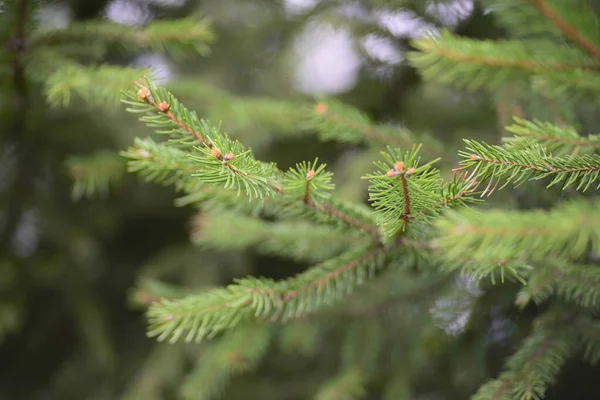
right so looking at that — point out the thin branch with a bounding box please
[305,199,381,240]
[399,174,412,228]
[530,0,600,63]
[433,46,596,71]
[464,154,600,174]
[280,247,384,301]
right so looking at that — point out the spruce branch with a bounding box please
[45,64,148,107]
[31,17,215,56]
[435,199,600,263]
[124,83,381,238]
[146,244,386,343]
[125,83,282,199]
[366,146,457,238]
[529,0,600,63]
[409,31,596,91]
[503,117,600,155]
[516,262,600,308]
[457,139,600,191]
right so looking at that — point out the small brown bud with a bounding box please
[406,167,417,175]
[157,101,170,112]
[223,152,235,161]
[306,170,316,179]
[211,148,221,158]
[315,102,328,115]
[386,169,397,177]
[394,161,405,173]
[469,154,480,160]
[137,87,151,101]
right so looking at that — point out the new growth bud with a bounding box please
[158,101,170,112]
[211,148,221,158]
[137,87,151,101]
[306,170,316,179]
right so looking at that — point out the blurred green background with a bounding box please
[2,0,600,399]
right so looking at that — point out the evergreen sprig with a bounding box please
[32,17,215,57]
[45,64,148,107]
[503,117,600,155]
[408,31,595,91]
[516,262,600,308]
[146,244,386,343]
[457,139,600,191]
[435,199,600,263]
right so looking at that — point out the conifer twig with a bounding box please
[530,0,600,63]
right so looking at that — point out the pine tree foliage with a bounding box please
[502,117,600,155]
[435,199,600,262]
[17,0,600,398]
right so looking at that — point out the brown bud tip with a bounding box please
[315,102,328,115]
[306,170,316,179]
[406,167,417,175]
[211,148,221,158]
[469,154,480,160]
[158,101,170,112]
[394,161,405,173]
[386,169,397,177]
[137,87,151,101]
[499,259,508,265]
[223,152,235,161]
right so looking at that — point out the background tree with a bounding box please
[1,1,600,399]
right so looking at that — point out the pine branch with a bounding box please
[124,83,381,238]
[503,117,600,156]
[435,199,600,263]
[146,245,386,343]
[516,262,600,308]
[31,17,215,56]
[529,0,600,62]
[409,31,596,91]
[457,139,600,191]
[45,64,148,107]
[366,146,478,239]
[483,0,566,39]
